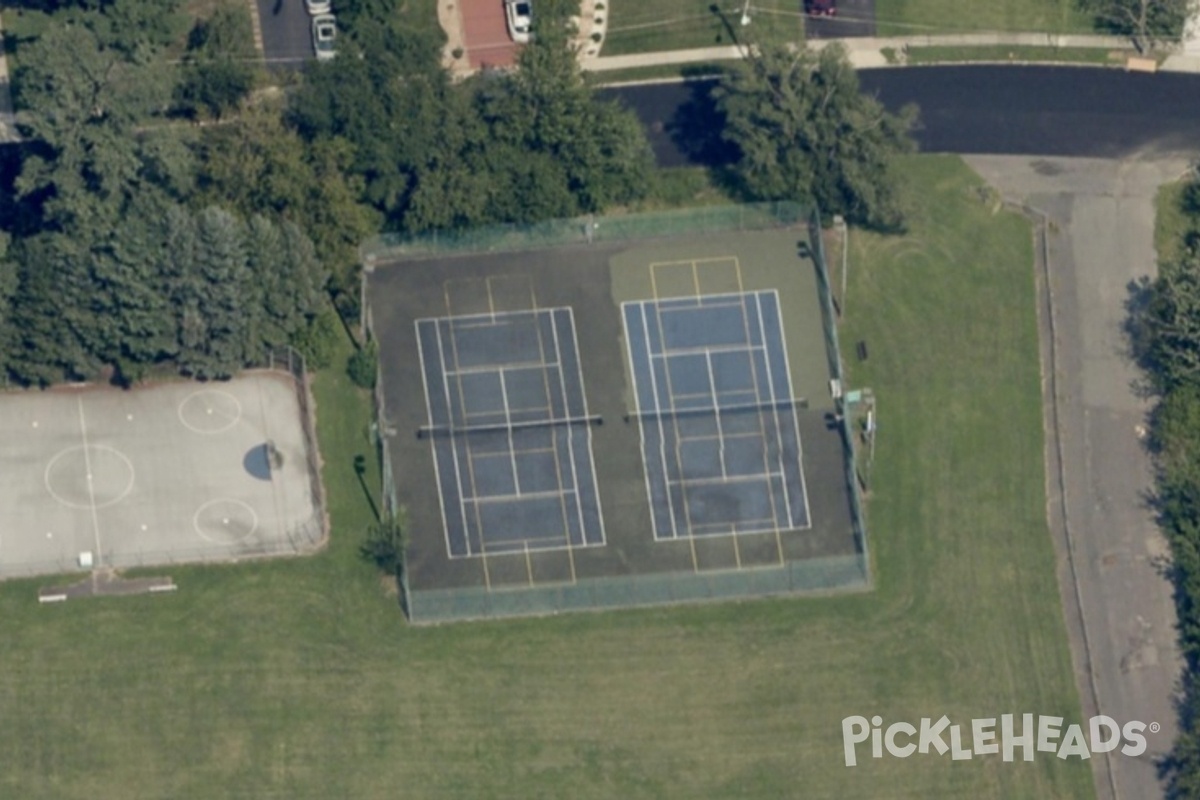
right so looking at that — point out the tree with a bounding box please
[245,215,328,350]
[14,20,174,231]
[177,206,257,378]
[714,42,917,231]
[0,234,16,378]
[1138,250,1200,392]
[1079,0,1186,52]
[360,508,409,576]
[7,233,103,384]
[175,2,257,119]
[194,106,377,297]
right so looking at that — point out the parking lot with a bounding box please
[254,0,316,66]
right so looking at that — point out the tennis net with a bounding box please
[417,414,603,439]
[624,398,807,423]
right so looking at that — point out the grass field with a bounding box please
[0,157,1093,799]
[601,0,804,56]
[1154,179,1190,265]
[600,0,1094,55]
[897,44,1126,65]
[874,0,1092,36]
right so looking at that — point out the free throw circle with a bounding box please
[178,390,242,435]
[45,445,136,510]
[193,498,258,544]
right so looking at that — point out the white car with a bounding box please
[305,0,332,14]
[312,14,337,60]
[504,0,532,44]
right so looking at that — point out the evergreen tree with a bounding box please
[178,206,255,378]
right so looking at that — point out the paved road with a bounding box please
[604,66,1200,166]
[966,156,1186,800]
[806,0,875,39]
[255,0,314,66]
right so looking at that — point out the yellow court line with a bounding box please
[524,541,533,587]
[735,256,744,292]
[691,261,700,295]
[486,277,496,314]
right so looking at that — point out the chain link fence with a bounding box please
[368,203,871,621]
[808,209,871,574]
[360,202,810,263]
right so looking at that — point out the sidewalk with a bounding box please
[583,32,1170,73]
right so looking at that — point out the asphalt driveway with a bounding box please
[256,0,315,66]
[966,155,1187,800]
[806,0,875,38]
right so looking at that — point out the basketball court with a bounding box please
[0,373,323,579]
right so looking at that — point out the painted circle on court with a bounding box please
[45,445,136,510]
[178,389,242,434]
[193,498,258,545]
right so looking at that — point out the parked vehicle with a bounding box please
[305,0,332,14]
[312,14,337,59]
[504,0,532,43]
[804,0,836,16]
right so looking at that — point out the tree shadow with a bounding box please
[1122,275,1162,402]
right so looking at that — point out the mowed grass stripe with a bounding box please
[0,156,1090,798]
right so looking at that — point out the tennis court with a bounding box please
[366,207,868,621]
[624,291,810,540]
[416,308,605,558]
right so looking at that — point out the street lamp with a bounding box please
[739,0,751,26]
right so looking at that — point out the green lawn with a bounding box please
[1155,179,1190,266]
[874,0,1093,36]
[600,0,1095,55]
[601,0,804,57]
[899,44,1125,65]
[0,156,1093,799]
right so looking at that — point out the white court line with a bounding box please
[567,308,608,547]
[432,321,475,557]
[443,361,548,378]
[550,310,588,546]
[705,349,727,479]
[469,488,578,504]
[651,343,767,358]
[497,369,521,496]
[415,320,456,560]
[76,396,103,565]
[753,291,796,531]
[767,289,814,530]
[640,302,679,540]
[621,301,663,543]
[666,472,784,488]
[430,308,541,326]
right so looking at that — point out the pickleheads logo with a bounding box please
[841,714,1159,766]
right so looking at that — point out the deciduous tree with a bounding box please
[714,42,917,231]
[1079,0,1186,52]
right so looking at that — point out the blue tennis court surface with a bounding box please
[416,309,605,558]
[623,291,811,539]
